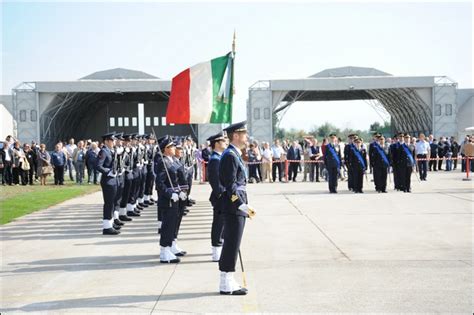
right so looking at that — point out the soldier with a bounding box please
[218,121,255,295]
[184,136,197,207]
[207,132,228,262]
[126,134,142,217]
[323,133,342,193]
[96,132,121,235]
[118,134,134,222]
[349,136,367,193]
[371,135,390,193]
[171,141,189,257]
[112,132,125,228]
[144,134,156,205]
[389,133,403,190]
[344,134,355,191]
[155,136,183,263]
[398,134,416,193]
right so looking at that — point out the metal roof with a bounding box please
[309,66,392,78]
[79,68,159,80]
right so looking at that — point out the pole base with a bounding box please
[462,178,472,181]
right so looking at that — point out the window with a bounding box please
[153,117,159,126]
[264,108,271,120]
[434,104,442,116]
[145,117,151,126]
[19,110,26,122]
[161,116,166,126]
[132,117,137,127]
[117,117,123,127]
[445,104,452,116]
[254,108,260,120]
[124,117,129,127]
[109,117,115,127]
[30,110,37,122]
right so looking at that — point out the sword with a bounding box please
[238,249,247,288]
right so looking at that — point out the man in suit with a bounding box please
[398,134,416,193]
[286,140,301,182]
[207,132,228,262]
[349,137,367,193]
[323,133,342,193]
[429,138,438,171]
[218,121,255,295]
[371,135,390,193]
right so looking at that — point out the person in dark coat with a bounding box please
[207,132,228,262]
[286,140,302,182]
[349,137,367,193]
[323,133,342,193]
[218,121,255,295]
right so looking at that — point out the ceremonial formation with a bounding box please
[93,121,256,295]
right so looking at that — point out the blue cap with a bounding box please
[223,121,247,134]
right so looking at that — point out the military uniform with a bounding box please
[96,133,120,235]
[349,137,367,193]
[371,136,390,193]
[207,132,227,262]
[218,122,251,295]
[155,136,182,263]
[323,134,342,193]
[398,134,416,193]
[118,134,134,222]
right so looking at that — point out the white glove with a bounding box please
[107,170,116,177]
[171,193,179,202]
[179,191,187,201]
[238,204,256,218]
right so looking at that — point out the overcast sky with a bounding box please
[2,1,472,130]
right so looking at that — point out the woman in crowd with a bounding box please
[37,143,51,185]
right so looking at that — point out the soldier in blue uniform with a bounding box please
[323,133,342,193]
[127,134,142,217]
[218,121,255,296]
[96,133,121,235]
[207,132,228,262]
[155,136,182,263]
[349,136,367,193]
[398,133,416,193]
[389,133,403,191]
[118,134,134,222]
[371,135,390,193]
[112,132,125,228]
[143,134,156,206]
[344,134,356,191]
[171,141,189,257]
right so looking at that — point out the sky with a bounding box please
[1,1,472,131]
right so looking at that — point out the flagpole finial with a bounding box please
[232,29,236,55]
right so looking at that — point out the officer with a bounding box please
[344,134,355,191]
[349,136,367,193]
[143,134,156,205]
[126,134,142,217]
[113,132,125,228]
[389,133,403,190]
[96,132,121,235]
[207,132,228,262]
[118,134,134,222]
[218,121,255,295]
[155,135,182,263]
[371,135,390,193]
[136,135,149,209]
[171,141,189,257]
[399,133,416,193]
[323,133,342,193]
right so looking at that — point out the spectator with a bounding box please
[1,141,13,185]
[12,141,27,185]
[65,138,76,181]
[23,143,36,185]
[72,140,87,185]
[85,142,99,184]
[437,137,446,171]
[271,139,284,182]
[308,138,322,182]
[261,142,273,182]
[51,143,66,185]
[460,136,470,172]
[287,140,302,182]
[37,143,51,185]
[429,138,438,171]
[31,141,40,181]
[247,143,259,183]
[451,138,460,170]
[415,133,430,181]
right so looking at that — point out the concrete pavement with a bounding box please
[1,171,472,313]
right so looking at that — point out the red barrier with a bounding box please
[463,157,471,181]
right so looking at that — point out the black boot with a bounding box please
[114,218,124,226]
[103,228,120,235]
[119,215,132,222]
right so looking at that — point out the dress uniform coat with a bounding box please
[208,151,225,247]
[323,143,342,193]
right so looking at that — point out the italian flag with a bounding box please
[166,52,233,124]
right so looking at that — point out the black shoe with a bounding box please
[150,197,156,202]
[189,198,196,204]
[160,257,181,264]
[114,218,124,226]
[220,288,248,295]
[157,228,161,234]
[113,223,122,230]
[144,200,154,205]
[103,228,120,235]
[174,251,187,257]
[381,190,387,193]
[119,215,132,222]
[186,201,193,207]
[136,205,144,210]
[139,203,148,208]
[127,211,140,217]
